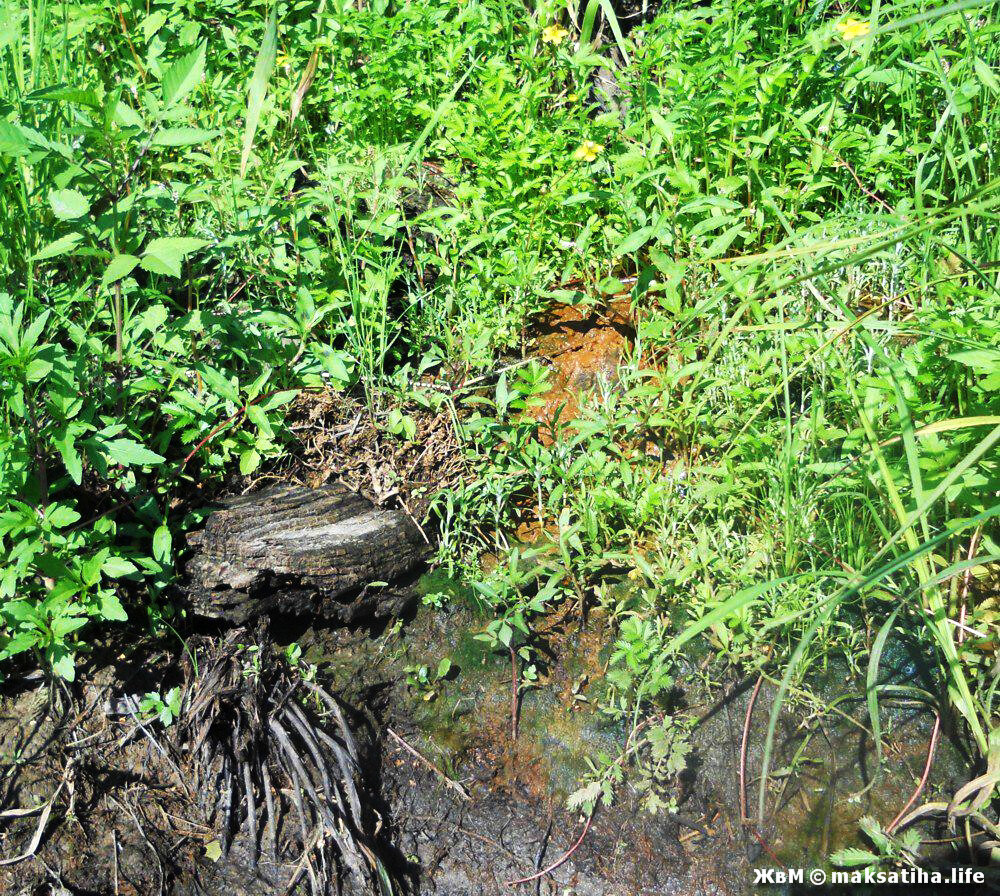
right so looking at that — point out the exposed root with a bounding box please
[174,630,388,893]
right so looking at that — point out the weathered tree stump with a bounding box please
[184,483,427,625]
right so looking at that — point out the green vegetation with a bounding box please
[2,0,999,867]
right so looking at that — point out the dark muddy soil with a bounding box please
[0,595,979,896]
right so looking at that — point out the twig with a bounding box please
[398,493,430,545]
[114,2,146,80]
[385,727,470,800]
[510,646,520,743]
[886,530,981,834]
[282,825,326,895]
[112,829,119,896]
[886,713,941,834]
[504,810,594,887]
[958,527,983,648]
[739,674,764,823]
[533,814,553,896]
[110,794,165,896]
[751,828,785,868]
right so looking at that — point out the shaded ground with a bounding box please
[0,598,981,896]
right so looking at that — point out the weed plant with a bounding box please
[1,0,998,864]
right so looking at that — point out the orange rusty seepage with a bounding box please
[526,298,635,436]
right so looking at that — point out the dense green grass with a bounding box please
[1,0,999,865]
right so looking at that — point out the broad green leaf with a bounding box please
[33,232,83,261]
[974,58,1000,94]
[26,85,100,107]
[113,101,144,129]
[47,505,81,528]
[55,432,83,485]
[240,10,277,177]
[239,448,261,475]
[0,120,29,157]
[102,556,138,577]
[152,525,172,564]
[948,348,1000,372]
[99,592,129,622]
[50,646,76,682]
[615,227,655,256]
[161,43,206,106]
[140,237,208,278]
[0,631,39,661]
[48,188,90,220]
[142,11,167,40]
[104,438,165,466]
[101,254,140,287]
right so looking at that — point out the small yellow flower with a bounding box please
[542,23,569,44]
[572,139,604,162]
[568,93,579,102]
[835,18,871,41]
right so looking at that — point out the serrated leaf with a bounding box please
[47,505,81,528]
[48,188,90,220]
[240,11,277,177]
[50,647,76,682]
[55,432,82,485]
[33,232,83,261]
[140,236,208,278]
[0,120,29,157]
[152,127,220,147]
[161,43,206,106]
[101,254,140,287]
[239,448,261,475]
[829,847,879,868]
[114,100,144,129]
[104,438,165,466]
[0,631,40,662]
[566,780,602,812]
[99,592,129,622]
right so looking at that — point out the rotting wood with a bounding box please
[184,483,428,624]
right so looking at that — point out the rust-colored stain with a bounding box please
[526,298,635,435]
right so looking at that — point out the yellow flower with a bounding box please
[835,18,871,41]
[572,139,604,162]
[542,24,569,44]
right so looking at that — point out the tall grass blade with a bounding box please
[239,9,277,177]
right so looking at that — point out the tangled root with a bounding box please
[175,630,389,895]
